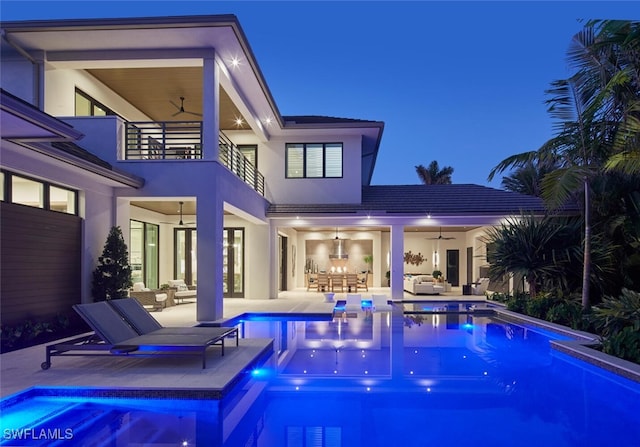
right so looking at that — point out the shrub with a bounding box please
[526,293,556,319]
[545,296,584,329]
[0,314,74,353]
[505,291,530,313]
[590,289,640,363]
[487,292,510,303]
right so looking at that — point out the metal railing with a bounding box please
[125,121,203,160]
[219,131,265,196]
[124,121,264,196]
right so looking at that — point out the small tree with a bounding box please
[91,226,132,301]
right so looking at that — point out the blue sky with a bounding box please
[2,1,638,187]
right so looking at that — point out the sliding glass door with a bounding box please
[175,228,197,286]
[223,228,244,298]
[129,220,159,288]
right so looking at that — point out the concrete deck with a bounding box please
[1,288,474,399]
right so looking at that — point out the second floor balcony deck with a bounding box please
[124,120,264,195]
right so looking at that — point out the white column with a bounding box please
[196,191,224,322]
[390,224,404,301]
[268,221,279,298]
[202,51,219,162]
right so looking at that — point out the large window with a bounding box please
[75,88,115,117]
[286,143,342,178]
[2,170,77,215]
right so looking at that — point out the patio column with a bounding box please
[268,221,279,298]
[196,190,224,322]
[202,50,219,162]
[389,224,404,301]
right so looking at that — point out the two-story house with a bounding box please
[0,15,548,326]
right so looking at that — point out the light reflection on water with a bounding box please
[2,306,639,447]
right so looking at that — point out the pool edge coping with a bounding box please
[494,307,640,384]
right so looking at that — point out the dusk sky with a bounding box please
[2,1,638,187]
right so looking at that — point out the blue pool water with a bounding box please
[2,308,640,446]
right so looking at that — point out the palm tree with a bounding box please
[415,161,454,184]
[597,20,640,175]
[489,20,639,310]
[483,215,582,298]
[501,159,558,197]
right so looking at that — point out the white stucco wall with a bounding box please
[1,56,37,104]
[260,134,363,205]
[224,214,270,298]
[45,69,151,121]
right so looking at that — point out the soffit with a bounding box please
[131,201,196,216]
[87,67,249,129]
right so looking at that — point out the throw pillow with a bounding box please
[177,284,188,292]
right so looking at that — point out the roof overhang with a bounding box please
[1,89,144,188]
[1,15,285,130]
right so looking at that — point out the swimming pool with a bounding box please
[2,308,639,446]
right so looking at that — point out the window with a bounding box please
[49,185,76,214]
[75,88,115,117]
[286,143,343,178]
[11,175,44,208]
[2,170,78,215]
[238,145,257,167]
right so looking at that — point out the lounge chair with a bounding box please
[344,293,362,311]
[42,301,238,370]
[371,294,393,311]
[109,298,220,336]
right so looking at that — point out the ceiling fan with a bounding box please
[170,96,202,117]
[426,227,456,240]
[161,201,196,227]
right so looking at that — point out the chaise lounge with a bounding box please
[42,301,238,370]
[109,298,216,337]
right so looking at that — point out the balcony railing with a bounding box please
[124,121,265,196]
[219,132,265,196]
[125,121,203,160]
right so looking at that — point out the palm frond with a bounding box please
[540,167,587,210]
[487,151,538,182]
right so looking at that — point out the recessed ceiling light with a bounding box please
[235,117,244,127]
[230,57,240,68]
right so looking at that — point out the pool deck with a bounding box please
[2,288,475,399]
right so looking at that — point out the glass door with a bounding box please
[223,228,244,297]
[175,228,197,286]
[145,223,159,287]
[129,220,159,288]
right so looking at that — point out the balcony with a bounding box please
[125,121,203,160]
[124,121,264,195]
[219,132,265,196]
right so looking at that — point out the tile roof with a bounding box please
[267,184,576,216]
[282,115,382,125]
[51,141,112,169]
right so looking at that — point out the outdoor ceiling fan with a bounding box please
[169,96,202,117]
[426,227,456,240]
[161,201,196,227]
